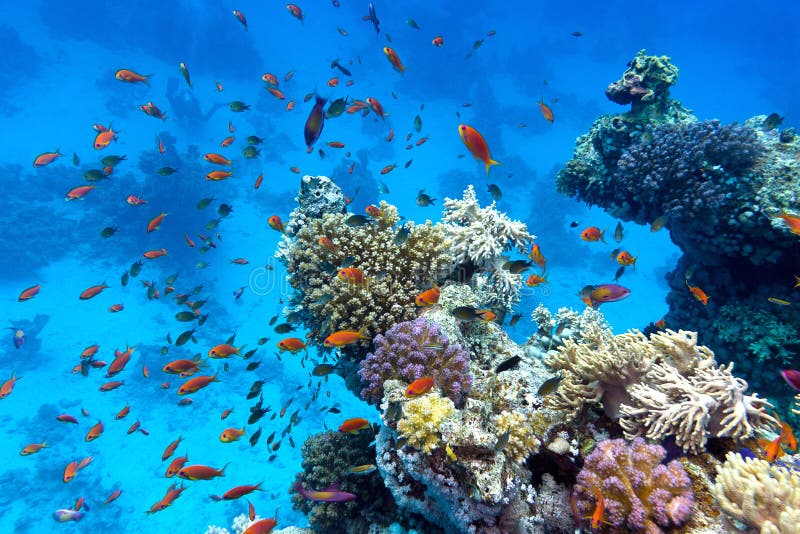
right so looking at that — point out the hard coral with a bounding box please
[492,409,541,464]
[573,438,694,533]
[396,391,456,454]
[358,316,472,406]
[546,327,777,453]
[277,182,452,354]
[713,452,800,533]
[605,49,679,113]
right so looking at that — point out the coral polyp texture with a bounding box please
[357,316,472,406]
[713,452,800,533]
[573,438,694,533]
[546,328,777,453]
[442,184,533,309]
[395,390,456,454]
[276,176,452,352]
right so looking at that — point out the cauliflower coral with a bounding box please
[396,391,455,453]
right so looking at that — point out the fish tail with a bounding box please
[485,159,501,174]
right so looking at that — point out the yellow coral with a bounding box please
[396,392,455,454]
[493,410,540,464]
[713,452,800,533]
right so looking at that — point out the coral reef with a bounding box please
[555,50,800,408]
[289,429,415,533]
[713,303,800,366]
[276,178,452,357]
[442,185,533,309]
[357,316,472,406]
[282,175,348,237]
[492,409,541,464]
[713,452,800,533]
[573,438,694,532]
[396,390,456,454]
[546,328,777,453]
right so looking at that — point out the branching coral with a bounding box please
[396,391,456,454]
[546,328,777,453]
[277,181,452,351]
[358,316,472,406]
[713,452,800,533]
[573,438,694,533]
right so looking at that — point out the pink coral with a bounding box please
[573,438,693,533]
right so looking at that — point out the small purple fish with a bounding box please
[53,509,84,522]
[9,328,24,349]
[781,369,800,391]
[294,481,356,502]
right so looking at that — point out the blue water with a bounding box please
[0,1,797,532]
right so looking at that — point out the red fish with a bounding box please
[286,4,304,23]
[79,282,109,300]
[57,414,79,424]
[337,267,366,284]
[254,173,264,189]
[537,98,554,123]
[415,283,440,306]
[432,36,444,47]
[104,490,122,504]
[66,185,95,200]
[268,215,285,233]
[166,455,189,477]
[177,372,219,395]
[685,280,709,305]
[211,482,263,501]
[580,227,605,242]
[162,436,183,461]
[232,10,248,30]
[773,211,800,236]
[33,149,62,167]
[323,329,370,348]
[115,69,150,85]
[365,97,387,120]
[383,47,407,74]
[18,284,41,301]
[0,372,21,399]
[85,421,104,441]
[126,195,147,206]
[405,376,435,397]
[143,248,168,259]
[338,417,370,434]
[277,337,307,354]
[458,124,499,174]
[177,463,229,480]
[304,96,327,148]
[93,125,118,149]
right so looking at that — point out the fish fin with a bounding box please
[484,159,501,174]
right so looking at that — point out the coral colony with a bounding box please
[198,51,800,534]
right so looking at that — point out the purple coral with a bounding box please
[358,317,472,406]
[615,120,762,226]
[573,438,694,531]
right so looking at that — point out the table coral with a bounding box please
[358,316,472,406]
[713,452,800,533]
[573,438,694,533]
[546,327,777,453]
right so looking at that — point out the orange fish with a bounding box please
[104,489,123,504]
[338,417,370,434]
[386,129,394,142]
[405,376,435,397]
[327,141,345,148]
[115,69,150,85]
[143,248,168,259]
[177,463,229,480]
[108,304,124,313]
[20,440,47,456]
[654,318,666,329]
[107,346,134,376]
[318,237,336,251]
[184,233,195,248]
[528,243,546,269]
[0,372,20,399]
[208,343,244,358]
[163,359,202,375]
[327,77,339,87]
[79,282,109,300]
[220,427,246,443]
[432,36,444,46]
[365,205,383,218]
[526,273,548,287]
[162,436,183,461]
[537,98,554,123]
[590,489,606,529]
[166,455,189,477]
[33,149,62,167]
[85,421,104,442]
[286,100,295,111]
[415,136,429,146]
[126,195,147,206]
[206,170,233,181]
[323,328,371,348]
[18,284,41,301]
[63,460,79,483]
[221,408,233,420]
[177,372,219,395]
[204,153,232,165]
[773,211,800,236]
[278,337,307,354]
[290,166,301,174]
[99,381,124,392]
[254,173,264,189]
[147,211,167,232]
[365,97,386,120]
[268,87,286,100]
[616,251,637,268]
[415,283,440,306]
[476,309,497,322]
[580,227,605,242]
[764,433,785,463]
[686,280,709,305]
[381,163,397,175]
[261,73,278,86]
[383,47,407,74]
[458,124,500,174]
[286,3,304,23]
[230,258,249,265]
[268,215,285,233]
[66,185,95,200]
[93,126,118,150]
[213,483,263,501]
[116,405,130,420]
[158,136,165,154]
[221,135,235,147]
[337,267,366,284]
[57,414,79,424]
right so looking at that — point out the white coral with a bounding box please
[442,185,533,268]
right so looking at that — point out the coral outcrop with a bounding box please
[546,328,777,452]
[395,389,456,454]
[573,438,694,532]
[713,452,800,533]
[358,316,472,406]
